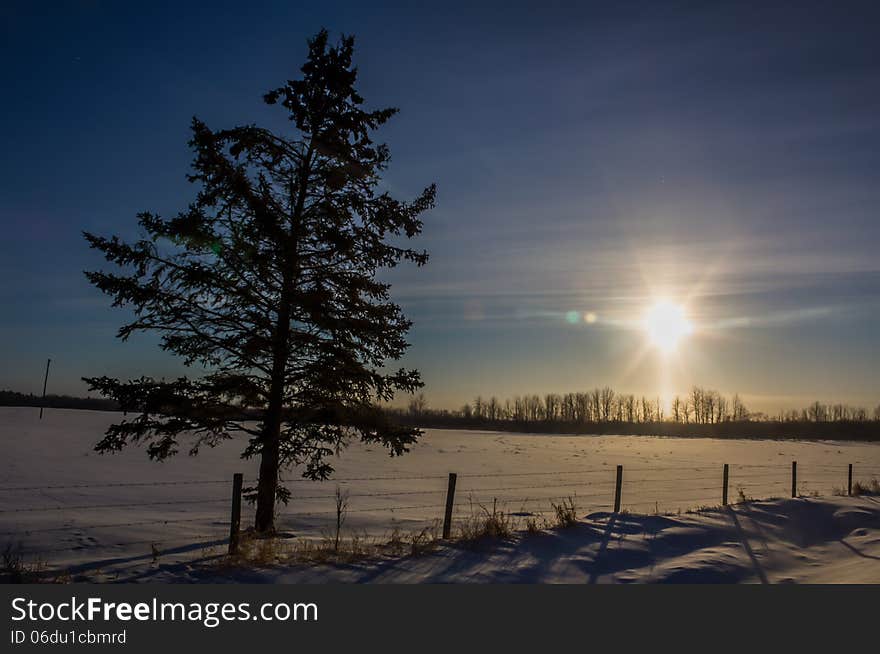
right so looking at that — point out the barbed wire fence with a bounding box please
[1,461,878,565]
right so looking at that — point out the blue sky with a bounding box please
[2,1,880,413]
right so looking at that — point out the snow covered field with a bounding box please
[2,407,879,582]
[187,495,880,584]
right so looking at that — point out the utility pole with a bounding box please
[39,358,51,420]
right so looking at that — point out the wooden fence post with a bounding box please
[722,464,729,506]
[791,461,797,498]
[442,472,457,539]
[848,464,853,496]
[613,465,623,513]
[228,473,243,555]
[39,358,51,420]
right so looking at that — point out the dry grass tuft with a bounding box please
[1,542,46,583]
[226,531,291,566]
[524,516,543,535]
[550,497,578,528]
[221,518,444,569]
[736,486,754,503]
[852,478,880,496]
[687,504,724,514]
[458,498,515,542]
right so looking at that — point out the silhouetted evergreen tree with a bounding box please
[83,30,435,532]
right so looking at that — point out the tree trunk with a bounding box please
[254,144,310,534]
[254,294,292,534]
[254,416,280,533]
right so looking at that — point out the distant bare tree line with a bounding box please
[0,390,119,412]
[6,386,879,436]
[404,387,880,426]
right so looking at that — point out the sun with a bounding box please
[643,299,693,353]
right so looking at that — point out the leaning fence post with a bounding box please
[791,461,797,498]
[848,464,853,496]
[442,472,457,539]
[228,472,243,555]
[722,464,729,506]
[39,358,51,420]
[613,465,623,513]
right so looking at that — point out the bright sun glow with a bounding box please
[643,300,693,353]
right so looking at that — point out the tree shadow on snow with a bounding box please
[57,537,228,580]
[725,507,769,584]
[837,538,880,561]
